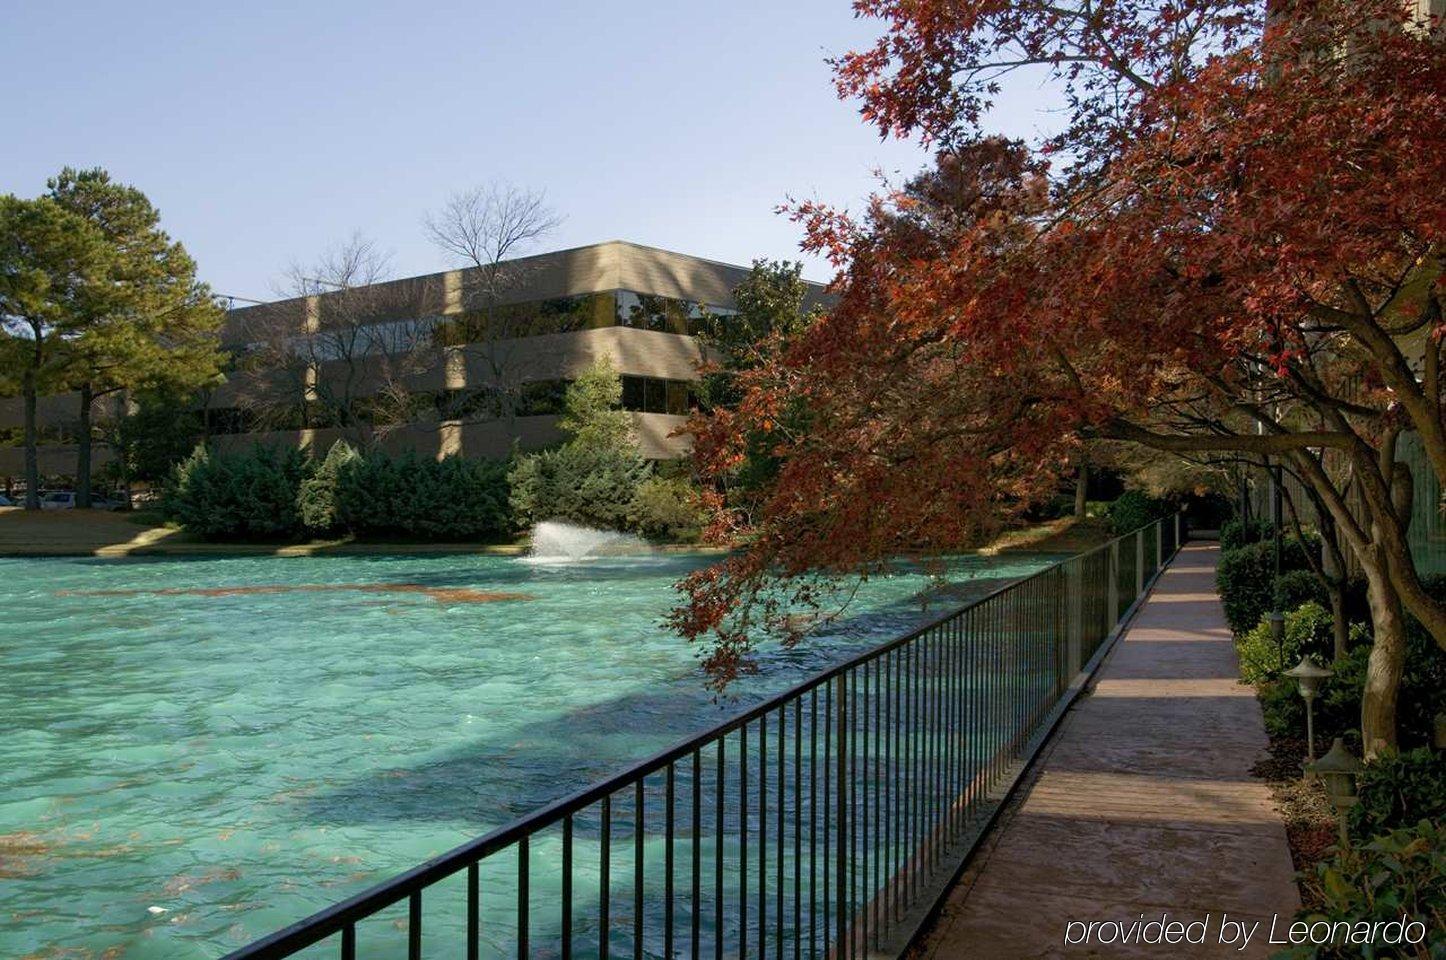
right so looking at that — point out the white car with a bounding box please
[40,491,123,510]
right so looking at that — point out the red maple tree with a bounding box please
[675,0,1446,750]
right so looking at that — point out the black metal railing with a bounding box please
[224,515,1184,960]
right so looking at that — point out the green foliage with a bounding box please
[1259,676,1309,741]
[1281,821,1446,959]
[166,442,512,542]
[165,444,311,540]
[0,194,113,506]
[332,450,511,540]
[1106,490,1170,536]
[509,356,702,535]
[1237,601,1335,685]
[1259,622,1444,751]
[509,442,652,531]
[694,261,821,507]
[106,389,204,484]
[297,441,360,535]
[695,259,818,387]
[1402,576,1446,748]
[557,357,632,451]
[1216,536,1320,634]
[1220,516,1273,551]
[1275,568,1330,617]
[629,475,707,543]
[1348,749,1446,840]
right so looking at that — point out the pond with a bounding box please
[0,549,1054,959]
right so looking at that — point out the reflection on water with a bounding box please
[0,550,1053,958]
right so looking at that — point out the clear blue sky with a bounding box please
[2,1,1055,301]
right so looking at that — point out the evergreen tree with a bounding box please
[557,355,633,452]
[47,168,224,506]
[0,195,110,509]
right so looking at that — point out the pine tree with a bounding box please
[0,195,110,509]
[47,168,224,507]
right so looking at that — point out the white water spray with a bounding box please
[525,521,652,562]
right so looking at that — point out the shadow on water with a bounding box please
[294,565,1034,831]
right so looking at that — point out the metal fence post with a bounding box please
[1066,559,1083,679]
[1155,519,1163,569]
[1110,540,1122,621]
[1175,512,1182,552]
[1134,530,1145,598]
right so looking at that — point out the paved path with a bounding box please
[913,542,1299,959]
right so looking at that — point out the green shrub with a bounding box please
[629,475,707,542]
[1220,516,1273,552]
[1216,537,1320,635]
[1107,490,1171,536]
[1348,748,1446,840]
[1260,623,1443,751]
[1402,577,1446,748]
[1259,622,1368,745]
[509,442,652,532]
[334,451,511,540]
[1275,568,1329,613]
[298,440,359,535]
[166,444,311,540]
[1260,675,1309,741]
[1281,821,1446,959]
[1237,601,1335,685]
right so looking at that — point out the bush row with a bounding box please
[1215,535,1324,634]
[168,443,513,541]
[1218,512,1446,952]
[166,441,708,544]
[1219,515,1273,552]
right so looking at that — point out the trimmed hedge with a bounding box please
[1216,536,1320,634]
[1220,516,1273,552]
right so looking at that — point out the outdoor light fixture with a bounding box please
[1310,738,1361,846]
[1267,611,1286,660]
[1284,656,1333,763]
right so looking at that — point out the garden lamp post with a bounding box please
[1284,657,1333,764]
[1310,738,1361,847]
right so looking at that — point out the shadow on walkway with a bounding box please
[911,543,1299,959]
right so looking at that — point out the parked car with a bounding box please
[39,491,123,510]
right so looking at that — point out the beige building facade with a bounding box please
[0,241,827,485]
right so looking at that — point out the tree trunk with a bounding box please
[22,367,40,511]
[77,381,93,508]
[1360,553,1406,756]
[1328,583,1349,662]
[1074,458,1089,518]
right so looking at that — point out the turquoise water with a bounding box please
[0,550,1052,959]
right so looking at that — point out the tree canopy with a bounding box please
[674,0,1446,747]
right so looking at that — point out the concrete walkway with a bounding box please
[914,542,1299,959]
